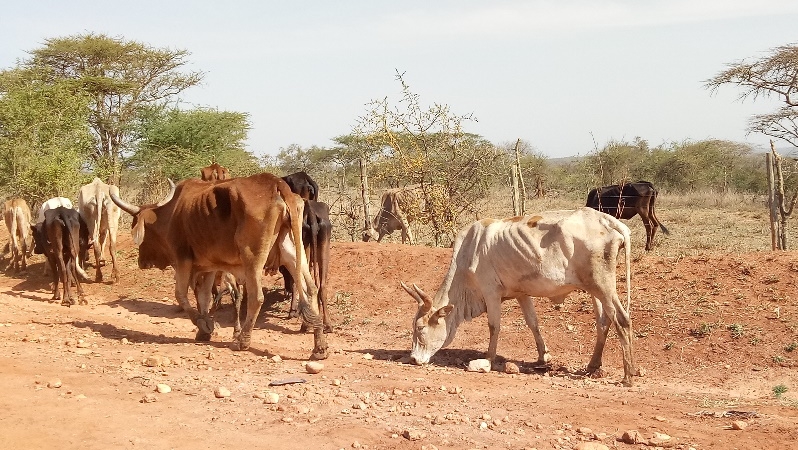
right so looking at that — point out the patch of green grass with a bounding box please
[690,322,715,337]
[785,342,798,352]
[727,323,744,339]
[772,355,785,364]
[664,342,675,350]
[773,384,788,399]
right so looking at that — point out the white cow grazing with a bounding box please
[78,177,122,283]
[37,197,73,223]
[401,207,635,386]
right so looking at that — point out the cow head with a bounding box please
[401,282,453,365]
[200,163,230,181]
[30,222,47,255]
[109,180,176,270]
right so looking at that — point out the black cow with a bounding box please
[586,180,669,251]
[282,171,319,201]
[280,199,333,333]
[31,207,91,306]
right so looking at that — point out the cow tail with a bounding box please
[277,182,321,328]
[620,222,632,314]
[10,207,19,258]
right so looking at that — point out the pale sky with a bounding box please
[3,1,798,158]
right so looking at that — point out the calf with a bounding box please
[402,207,635,386]
[31,206,91,306]
[3,198,33,272]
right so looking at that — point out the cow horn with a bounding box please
[412,283,433,308]
[109,191,140,216]
[156,179,177,207]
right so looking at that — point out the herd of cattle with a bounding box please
[2,170,667,386]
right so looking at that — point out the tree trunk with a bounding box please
[511,165,519,216]
[766,152,778,250]
[514,138,526,216]
[360,156,378,241]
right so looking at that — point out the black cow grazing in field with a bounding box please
[586,181,669,251]
[280,199,333,333]
[31,206,91,306]
[282,171,319,201]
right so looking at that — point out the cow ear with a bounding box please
[131,220,145,246]
[432,305,453,324]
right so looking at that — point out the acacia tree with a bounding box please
[0,67,94,203]
[23,33,202,183]
[354,71,506,246]
[706,43,798,147]
[707,44,798,249]
[131,106,259,202]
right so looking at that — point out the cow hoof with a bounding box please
[288,310,299,319]
[195,329,212,341]
[235,335,251,351]
[310,348,329,360]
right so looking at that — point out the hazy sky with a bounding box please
[3,1,798,158]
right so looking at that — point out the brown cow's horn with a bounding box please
[109,191,140,216]
[156,179,177,207]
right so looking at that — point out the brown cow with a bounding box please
[199,163,240,308]
[110,174,328,359]
[3,198,33,272]
[200,162,230,181]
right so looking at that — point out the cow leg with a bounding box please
[517,296,551,366]
[280,265,299,319]
[68,258,86,305]
[55,250,72,306]
[401,219,415,245]
[589,291,635,387]
[276,233,328,359]
[93,229,105,281]
[231,283,244,341]
[194,272,217,341]
[236,266,266,351]
[586,296,611,374]
[484,295,502,363]
[173,262,201,323]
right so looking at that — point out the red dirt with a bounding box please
[1,228,797,449]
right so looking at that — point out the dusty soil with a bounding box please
[1,226,798,450]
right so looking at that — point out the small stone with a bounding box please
[654,416,667,422]
[73,349,92,355]
[120,338,129,344]
[156,384,171,394]
[467,359,491,373]
[402,429,426,441]
[143,355,162,367]
[264,393,280,404]
[575,443,609,450]
[332,379,341,386]
[270,355,282,363]
[253,392,266,400]
[479,422,488,430]
[214,386,231,398]
[619,430,643,444]
[305,361,324,374]
[281,417,293,423]
[75,394,87,400]
[363,353,373,360]
[392,388,403,395]
[76,341,90,348]
[140,394,157,403]
[504,361,520,374]
[731,420,748,430]
[652,432,671,441]
[352,441,361,448]
[47,379,62,388]
[353,402,367,410]
[576,427,593,434]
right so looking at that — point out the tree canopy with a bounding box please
[706,43,798,147]
[25,33,203,182]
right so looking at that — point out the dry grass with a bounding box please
[324,187,797,256]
